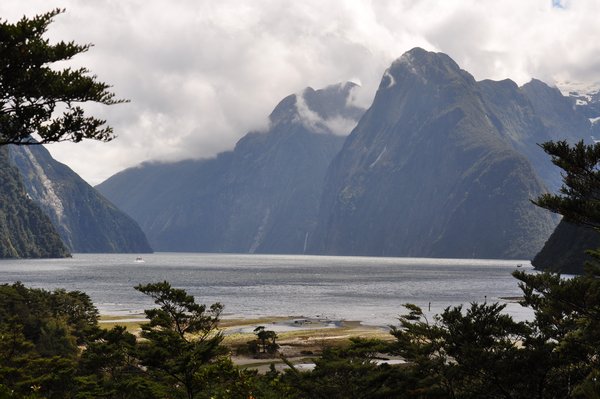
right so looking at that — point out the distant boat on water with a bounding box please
[134,257,145,263]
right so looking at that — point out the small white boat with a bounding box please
[134,257,145,263]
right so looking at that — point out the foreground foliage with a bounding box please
[1,271,599,398]
[0,283,97,398]
[134,281,228,399]
[0,9,124,146]
[533,140,600,274]
[534,140,600,230]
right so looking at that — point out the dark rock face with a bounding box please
[99,156,233,252]
[0,147,69,258]
[97,83,362,253]
[309,48,557,259]
[532,221,599,274]
[477,80,549,187]
[8,145,152,254]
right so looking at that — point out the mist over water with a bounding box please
[0,253,533,325]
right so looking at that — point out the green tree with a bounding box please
[253,326,279,354]
[281,338,411,399]
[387,138,600,397]
[533,140,600,275]
[48,289,99,345]
[0,8,125,146]
[0,317,37,392]
[0,283,100,398]
[533,140,600,231]
[134,281,227,399]
[390,302,571,399]
[524,139,600,394]
[513,269,600,397]
[75,325,164,399]
[0,283,99,353]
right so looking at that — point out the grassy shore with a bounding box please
[98,314,394,371]
[99,314,147,333]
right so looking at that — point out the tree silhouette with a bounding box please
[0,9,125,146]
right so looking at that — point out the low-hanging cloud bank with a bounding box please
[1,0,599,184]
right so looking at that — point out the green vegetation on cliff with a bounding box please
[0,148,68,258]
[9,145,152,254]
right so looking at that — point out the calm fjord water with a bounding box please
[0,253,532,325]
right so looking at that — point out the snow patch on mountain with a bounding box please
[369,146,387,168]
[382,70,396,89]
[555,81,600,97]
[397,52,418,75]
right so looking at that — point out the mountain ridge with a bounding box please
[308,48,558,259]
[99,49,591,262]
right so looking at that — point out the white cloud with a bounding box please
[1,0,600,184]
[293,90,360,136]
[323,115,362,136]
[293,93,329,134]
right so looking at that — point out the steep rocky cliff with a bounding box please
[0,147,68,258]
[9,145,152,253]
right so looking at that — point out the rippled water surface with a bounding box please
[0,253,533,324]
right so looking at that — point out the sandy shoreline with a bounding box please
[98,313,395,371]
[98,313,393,340]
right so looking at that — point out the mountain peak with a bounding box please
[523,78,554,89]
[521,78,564,98]
[396,47,458,68]
[380,48,473,91]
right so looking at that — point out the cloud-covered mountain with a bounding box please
[8,2,600,186]
[309,48,560,259]
[99,49,595,261]
[97,83,363,253]
[8,145,152,254]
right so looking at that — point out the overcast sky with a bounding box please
[2,0,600,185]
